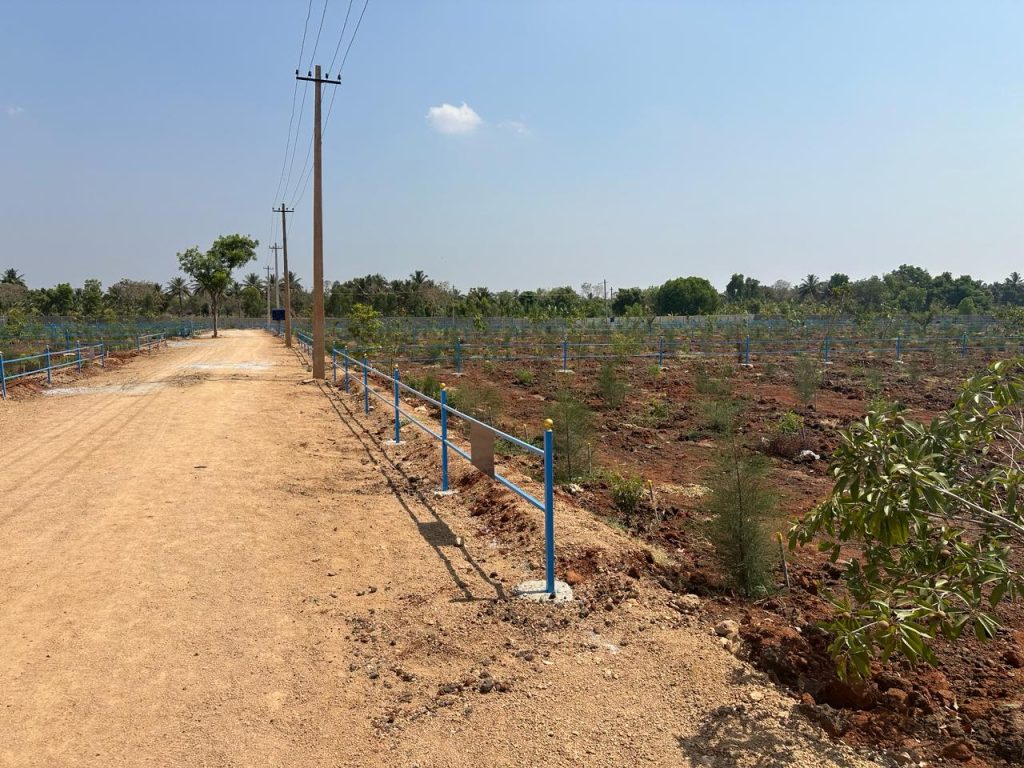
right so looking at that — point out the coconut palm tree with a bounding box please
[798,274,822,302]
[1,268,26,287]
[165,276,191,316]
[242,272,263,291]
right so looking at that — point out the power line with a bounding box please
[290,0,371,208]
[271,0,316,254]
[326,0,356,75]
[308,0,330,70]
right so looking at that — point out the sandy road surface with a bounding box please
[0,331,883,768]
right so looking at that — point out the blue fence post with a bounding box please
[561,339,568,371]
[101,343,106,367]
[658,335,665,367]
[76,342,82,371]
[332,350,337,384]
[362,357,369,414]
[823,336,831,364]
[455,339,462,374]
[744,336,751,366]
[45,346,52,384]
[960,332,968,358]
[136,335,140,351]
[440,384,449,491]
[393,367,401,443]
[544,418,556,595]
[0,353,6,399]
[896,335,902,362]
[343,348,350,392]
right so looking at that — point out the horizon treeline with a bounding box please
[2,265,1023,321]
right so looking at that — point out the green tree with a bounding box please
[347,302,383,357]
[707,438,778,596]
[798,274,822,302]
[177,234,258,337]
[655,276,721,315]
[1,268,26,287]
[79,279,104,318]
[545,390,594,483]
[791,359,1024,680]
[165,277,191,316]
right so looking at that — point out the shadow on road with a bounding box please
[316,380,507,604]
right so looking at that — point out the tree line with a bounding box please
[3,262,1024,321]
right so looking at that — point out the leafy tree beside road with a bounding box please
[177,234,258,337]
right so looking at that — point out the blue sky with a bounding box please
[1,1,1022,293]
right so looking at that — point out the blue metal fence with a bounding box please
[0,342,106,399]
[327,345,559,595]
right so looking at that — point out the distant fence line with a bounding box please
[0,331,179,399]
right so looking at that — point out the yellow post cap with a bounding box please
[440,383,447,391]
[544,418,554,430]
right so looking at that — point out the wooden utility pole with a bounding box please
[296,65,341,380]
[270,243,282,307]
[273,204,295,347]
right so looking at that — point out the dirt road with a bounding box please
[0,331,883,767]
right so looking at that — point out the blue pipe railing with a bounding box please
[0,342,106,399]
[335,347,558,595]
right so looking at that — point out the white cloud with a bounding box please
[499,120,529,135]
[5,105,24,117]
[426,102,482,135]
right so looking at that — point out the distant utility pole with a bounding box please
[264,265,273,325]
[296,64,341,380]
[273,204,295,347]
[270,243,282,307]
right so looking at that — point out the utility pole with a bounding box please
[296,64,341,380]
[273,204,295,347]
[264,265,272,326]
[270,243,282,307]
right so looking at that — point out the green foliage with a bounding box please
[177,234,258,337]
[777,411,804,434]
[706,440,778,596]
[792,354,821,406]
[635,396,673,428]
[597,361,627,407]
[694,368,733,398]
[609,472,647,521]
[447,383,502,425]
[701,399,741,434]
[513,367,535,386]
[655,276,721,316]
[545,389,594,483]
[404,372,441,401]
[791,359,1024,681]
[346,303,383,357]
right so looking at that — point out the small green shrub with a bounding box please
[481,359,496,375]
[597,361,627,407]
[792,355,821,406]
[777,411,804,434]
[403,372,441,401]
[545,389,595,483]
[706,440,778,596]
[448,383,502,424]
[701,399,740,434]
[513,367,535,386]
[609,472,646,517]
[863,367,883,396]
[635,396,672,428]
[695,368,732,398]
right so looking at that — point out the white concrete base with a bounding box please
[556,369,575,375]
[513,579,574,604]
[433,489,459,497]
[383,439,403,446]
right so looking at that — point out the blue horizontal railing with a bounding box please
[329,345,557,595]
[0,342,106,399]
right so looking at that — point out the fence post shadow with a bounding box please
[316,380,507,604]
